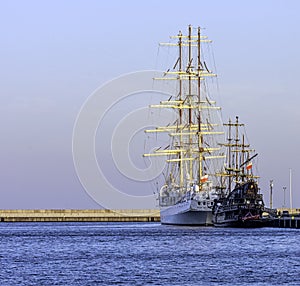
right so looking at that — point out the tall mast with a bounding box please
[188,25,193,182]
[178,30,184,188]
[227,118,232,191]
[188,24,192,122]
[179,31,183,123]
[197,26,203,186]
[223,117,246,191]
[242,134,245,181]
[235,116,240,183]
[144,26,223,195]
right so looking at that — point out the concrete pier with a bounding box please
[273,217,300,229]
[1,209,299,228]
[0,209,160,223]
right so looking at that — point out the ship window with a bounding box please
[198,202,201,206]
[203,202,206,205]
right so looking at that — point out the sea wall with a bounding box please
[0,209,160,222]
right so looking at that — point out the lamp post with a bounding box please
[289,169,292,211]
[270,180,273,209]
[283,186,287,209]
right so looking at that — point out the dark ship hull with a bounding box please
[212,180,265,228]
[213,214,264,228]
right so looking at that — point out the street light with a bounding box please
[283,186,287,209]
[270,180,273,209]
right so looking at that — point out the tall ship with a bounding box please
[144,25,225,225]
[212,117,265,227]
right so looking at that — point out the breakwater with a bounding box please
[0,209,160,222]
[1,209,300,229]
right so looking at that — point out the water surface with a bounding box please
[0,222,299,285]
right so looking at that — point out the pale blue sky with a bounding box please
[1,0,299,209]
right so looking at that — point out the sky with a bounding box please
[1,0,300,209]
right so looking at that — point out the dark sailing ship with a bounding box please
[212,117,265,227]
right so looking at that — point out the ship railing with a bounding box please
[159,195,184,206]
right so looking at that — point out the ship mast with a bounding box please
[178,30,184,188]
[241,134,246,181]
[226,118,233,191]
[197,26,203,188]
[188,25,193,184]
[144,25,224,193]
[234,116,240,183]
[222,116,259,192]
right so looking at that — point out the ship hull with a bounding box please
[160,200,213,226]
[161,210,212,226]
[212,180,265,228]
[213,217,264,228]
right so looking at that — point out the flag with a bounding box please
[200,174,208,183]
[246,162,253,170]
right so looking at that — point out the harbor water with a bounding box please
[1,222,300,285]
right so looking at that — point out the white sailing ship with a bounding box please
[144,25,225,225]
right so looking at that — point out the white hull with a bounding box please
[160,200,213,226]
